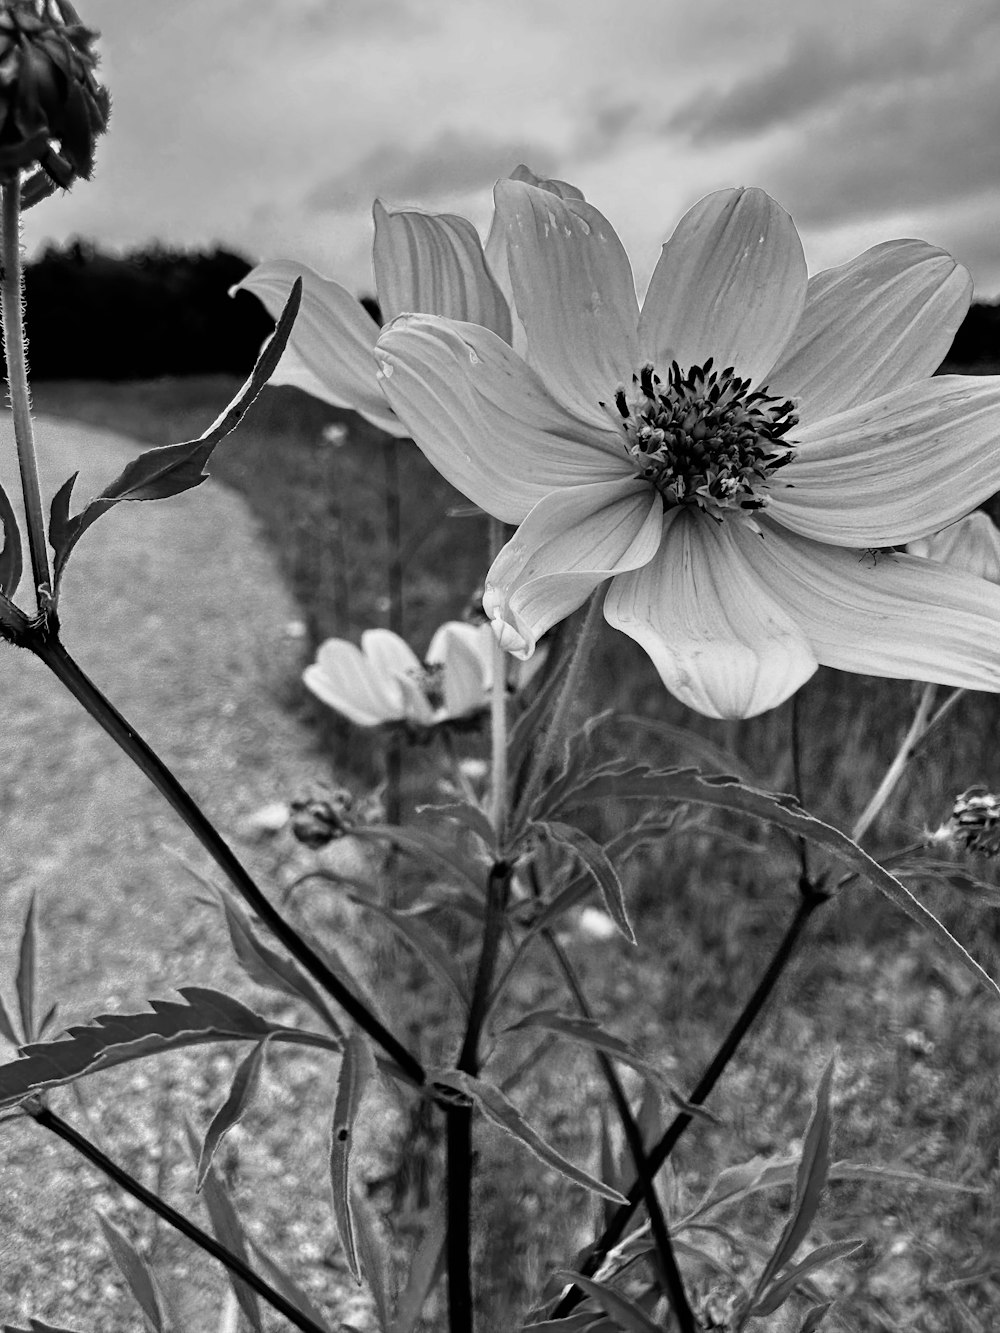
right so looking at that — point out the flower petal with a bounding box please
[360,628,423,679]
[603,510,817,719]
[637,188,806,386]
[770,375,1000,546]
[483,478,663,657]
[907,512,1000,585]
[237,260,406,436]
[736,520,1000,692]
[768,240,972,420]
[372,200,512,341]
[303,639,405,726]
[495,179,640,424]
[374,313,630,523]
[426,621,491,718]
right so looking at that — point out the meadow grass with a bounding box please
[29,375,1000,1331]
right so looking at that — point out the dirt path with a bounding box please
[0,416,370,1330]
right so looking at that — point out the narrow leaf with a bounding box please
[15,891,38,1043]
[330,1033,377,1283]
[539,822,635,944]
[545,765,1000,999]
[501,1010,666,1088]
[554,1271,660,1333]
[432,1069,627,1204]
[3,1320,87,1332]
[352,824,482,891]
[0,987,337,1110]
[246,1238,330,1328]
[215,887,343,1036]
[418,800,496,849]
[182,1119,263,1333]
[350,1186,394,1330]
[388,1215,446,1333]
[196,1040,269,1191]
[48,280,301,591]
[96,1211,172,1331]
[750,1239,863,1317]
[0,478,23,599]
[0,992,20,1046]
[799,1302,835,1331]
[757,1059,835,1293]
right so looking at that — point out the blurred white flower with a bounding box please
[304,621,495,729]
[235,165,583,436]
[906,512,1000,585]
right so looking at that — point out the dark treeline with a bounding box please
[16,239,1000,380]
[22,240,274,380]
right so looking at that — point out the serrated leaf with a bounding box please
[196,1040,269,1191]
[749,1239,863,1317]
[96,1211,172,1331]
[388,1215,446,1333]
[350,1185,394,1330]
[48,280,301,592]
[0,987,337,1110]
[352,824,481,891]
[543,764,1000,999]
[538,822,635,944]
[214,886,343,1036]
[432,1069,627,1204]
[616,713,757,781]
[330,1033,377,1284]
[501,1010,665,1088]
[757,1059,834,1294]
[0,478,23,600]
[15,891,37,1044]
[182,1119,263,1333]
[554,1272,660,1332]
[246,1237,330,1329]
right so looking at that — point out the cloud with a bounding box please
[305,129,559,212]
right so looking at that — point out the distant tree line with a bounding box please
[14,239,1000,380]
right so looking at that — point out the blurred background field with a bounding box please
[21,302,1000,1327]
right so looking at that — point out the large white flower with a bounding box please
[372,182,1000,719]
[236,166,583,434]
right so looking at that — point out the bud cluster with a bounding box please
[0,0,110,199]
[937,786,1000,859]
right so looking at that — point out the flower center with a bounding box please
[605,359,798,520]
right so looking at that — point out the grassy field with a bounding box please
[26,375,1000,1331]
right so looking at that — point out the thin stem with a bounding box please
[26,1101,329,1333]
[31,628,425,1088]
[790,691,811,884]
[550,884,827,1319]
[446,859,513,1332]
[543,930,695,1330]
[487,515,508,842]
[513,591,604,828]
[383,436,404,637]
[851,683,937,845]
[1,183,50,609]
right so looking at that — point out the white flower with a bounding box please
[304,621,496,728]
[372,181,1000,719]
[907,512,1000,585]
[235,165,583,435]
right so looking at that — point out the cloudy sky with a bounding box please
[24,0,1000,299]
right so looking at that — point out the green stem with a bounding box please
[31,627,425,1088]
[550,883,827,1320]
[26,1100,329,1333]
[851,682,936,844]
[0,182,50,610]
[543,930,695,1329]
[383,436,403,637]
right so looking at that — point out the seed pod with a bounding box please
[0,0,110,198]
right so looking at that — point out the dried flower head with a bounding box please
[0,0,110,198]
[935,786,1000,859]
[289,788,354,849]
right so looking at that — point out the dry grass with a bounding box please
[15,377,1000,1331]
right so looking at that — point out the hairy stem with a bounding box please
[550,884,827,1319]
[26,1101,329,1333]
[31,627,425,1087]
[0,183,50,609]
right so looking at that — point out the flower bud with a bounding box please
[0,0,110,196]
[289,788,355,849]
[938,786,1000,859]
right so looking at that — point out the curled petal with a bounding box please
[237,260,406,436]
[603,511,817,719]
[372,200,512,340]
[495,179,640,424]
[771,375,1000,546]
[736,520,1000,691]
[768,240,972,419]
[484,479,663,657]
[637,188,806,387]
[303,639,407,727]
[908,512,1000,585]
[374,314,630,523]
